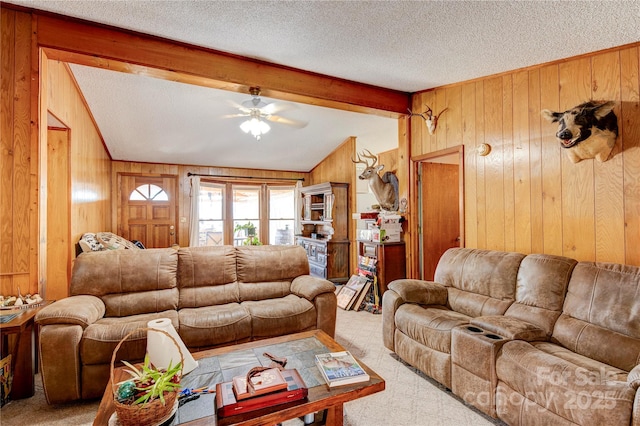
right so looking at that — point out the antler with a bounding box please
[407,108,427,120]
[360,149,378,168]
[351,150,378,168]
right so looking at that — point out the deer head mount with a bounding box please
[351,149,399,211]
[407,105,448,135]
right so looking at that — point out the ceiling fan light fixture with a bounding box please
[240,117,270,140]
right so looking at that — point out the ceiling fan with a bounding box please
[224,87,308,139]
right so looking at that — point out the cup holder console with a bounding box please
[463,325,504,340]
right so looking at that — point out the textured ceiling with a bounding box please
[6,0,640,171]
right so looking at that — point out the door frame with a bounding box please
[410,145,465,279]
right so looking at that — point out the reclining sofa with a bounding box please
[36,245,337,403]
[383,248,640,426]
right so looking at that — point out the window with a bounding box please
[129,184,168,201]
[269,187,295,245]
[198,183,224,246]
[233,186,260,246]
[196,181,295,246]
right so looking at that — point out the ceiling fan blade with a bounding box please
[266,115,308,129]
[221,113,248,119]
[262,101,296,115]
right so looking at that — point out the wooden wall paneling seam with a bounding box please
[16,11,34,294]
[620,47,640,265]
[0,9,16,295]
[461,82,477,249]
[483,77,505,250]
[592,51,624,263]
[32,14,409,116]
[475,80,487,249]
[502,74,515,252]
[539,64,563,256]
[528,68,544,254]
[512,70,531,253]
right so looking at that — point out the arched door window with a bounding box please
[129,184,169,201]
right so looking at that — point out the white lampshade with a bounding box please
[240,117,270,140]
[146,318,198,375]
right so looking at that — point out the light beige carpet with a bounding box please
[0,309,501,426]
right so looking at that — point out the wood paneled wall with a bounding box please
[111,161,308,248]
[309,137,358,275]
[1,8,37,296]
[46,61,112,249]
[410,44,640,266]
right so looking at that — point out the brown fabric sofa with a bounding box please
[383,248,640,426]
[36,245,337,404]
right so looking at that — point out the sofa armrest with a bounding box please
[387,279,448,306]
[35,295,105,328]
[290,275,336,300]
[470,315,548,341]
[629,364,640,390]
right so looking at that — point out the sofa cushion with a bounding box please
[81,310,179,365]
[177,246,239,308]
[178,303,251,348]
[236,245,309,283]
[435,248,524,317]
[497,340,635,426]
[242,294,316,338]
[70,248,178,317]
[504,253,577,337]
[553,262,640,372]
[395,304,471,354]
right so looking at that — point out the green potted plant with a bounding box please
[234,222,262,245]
[116,354,182,406]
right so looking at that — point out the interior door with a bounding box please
[420,161,461,280]
[119,174,177,248]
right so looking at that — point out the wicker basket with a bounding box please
[110,327,184,426]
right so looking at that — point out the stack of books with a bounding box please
[315,351,370,388]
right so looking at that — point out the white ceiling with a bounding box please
[7,1,640,171]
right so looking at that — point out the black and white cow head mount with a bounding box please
[541,100,618,163]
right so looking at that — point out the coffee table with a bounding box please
[93,330,384,426]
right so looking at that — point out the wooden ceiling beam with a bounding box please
[34,12,410,118]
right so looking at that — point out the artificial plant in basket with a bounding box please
[116,354,182,405]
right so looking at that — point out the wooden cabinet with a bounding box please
[296,182,349,283]
[358,241,406,295]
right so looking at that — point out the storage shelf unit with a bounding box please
[357,240,406,295]
[296,182,349,283]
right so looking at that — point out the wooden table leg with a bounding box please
[10,323,34,399]
[324,403,344,426]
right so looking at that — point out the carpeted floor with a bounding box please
[0,309,502,426]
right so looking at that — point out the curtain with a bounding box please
[294,180,302,236]
[188,176,201,247]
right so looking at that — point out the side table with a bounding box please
[0,302,50,399]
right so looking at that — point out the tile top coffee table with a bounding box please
[93,330,385,426]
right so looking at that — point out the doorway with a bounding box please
[416,146,464,280]
[118,174,178,248]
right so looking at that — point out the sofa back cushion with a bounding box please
[553,262,640,371]
[177,246,239,308]
[70,248,178,317]
[505,254,577,336]
[236,245,309,301]
[434,248,524,317]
